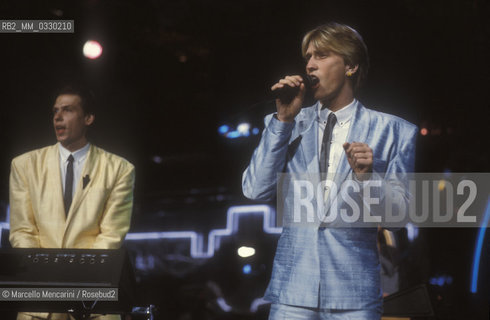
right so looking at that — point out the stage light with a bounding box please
[218,125,229,135]
[242,264,252,274]
[83,40,103,60]
[237,246,255,258]
[226,131,240,139]
[420,128,428,136]
[219,123,260,139]
[237,123,250,137]
[405,222,419,242]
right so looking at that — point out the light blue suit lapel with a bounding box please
[333,101,372,188]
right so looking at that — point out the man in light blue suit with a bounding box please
[242,22,417,319]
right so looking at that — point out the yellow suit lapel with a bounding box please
[46,144,66,224]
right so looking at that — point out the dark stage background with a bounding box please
[0,0,489,319]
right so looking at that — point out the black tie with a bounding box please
[319,113,337,179]
[64,154,74,216]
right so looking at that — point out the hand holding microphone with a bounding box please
[271,74,318,123]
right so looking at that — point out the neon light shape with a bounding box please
[125,205,281,258]
[470,197,490,293]
[250,297,269,313]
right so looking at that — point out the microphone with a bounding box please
[271,74,319,103]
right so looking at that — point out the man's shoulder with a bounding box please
[90,145,134,171]
[362,104,418,135]
[11,144,57,167]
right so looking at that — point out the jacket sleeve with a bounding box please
[242,114,295,201]
[92,161,135,249]
[385,124,417,174]
[9,157,41,248]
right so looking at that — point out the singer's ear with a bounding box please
[345,64,359,76]
[84,114,95,126]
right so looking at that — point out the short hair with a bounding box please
[54,83,96,116]
[301,22,369,91]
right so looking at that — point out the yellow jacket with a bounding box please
[9,143,134,320]
[9,143,134,249]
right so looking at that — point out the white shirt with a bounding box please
[59,143,90,198]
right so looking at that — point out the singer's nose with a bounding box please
[306,57,317,73]
[53,110,62,122]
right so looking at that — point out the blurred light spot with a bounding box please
[221,123,258,139]
[135,254,155,271]
[152,156,163,164]
[83,40,103,59]
[430,275,453,287]
[420,128,428,136]
[226,131,240,139]
[405,222,419,242]
[438,180,446,191]
[238,246,255,258]
[242,264,252,274]
[218,125,229,135]
[237,123,250,136]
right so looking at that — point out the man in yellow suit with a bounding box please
[9,84,135,320]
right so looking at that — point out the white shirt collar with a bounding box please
[318,99,357,126]
[59,143,90,163]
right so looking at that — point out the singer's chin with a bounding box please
[312,90,321,101]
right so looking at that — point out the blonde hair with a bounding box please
[302,22,369,91]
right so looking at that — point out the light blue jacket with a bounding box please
[242,100,417,309]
